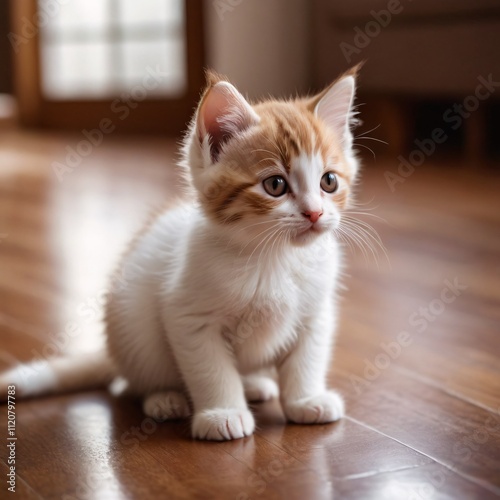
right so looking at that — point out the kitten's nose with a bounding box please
[302,210,323,223]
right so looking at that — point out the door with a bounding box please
[11,0,205,134]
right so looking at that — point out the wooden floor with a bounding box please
[0,128,499,499]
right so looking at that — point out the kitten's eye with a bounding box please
[320,172,338,193]
[263,176,288,197]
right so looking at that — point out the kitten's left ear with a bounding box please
[197,72,260,163]
[309,64,361,147]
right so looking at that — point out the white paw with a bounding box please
[192,408,255,441]
[284,391,345,424]
[143,391,191,421]
[244,375,279,402]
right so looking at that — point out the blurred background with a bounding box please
[0,0,498,345]
[0,0,499,356]
[1,3,500,498]
[0,0,499,161]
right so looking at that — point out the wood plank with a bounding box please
[0,393,197,499]
[330,369,500,494]
[0,461,42,500]
[332,462,500,500]
[1,129,499,498]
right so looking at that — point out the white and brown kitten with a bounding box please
[1,66,361,441]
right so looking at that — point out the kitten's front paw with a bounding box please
[192,408,255,441]
[283,391,344,424]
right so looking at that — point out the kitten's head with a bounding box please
[183,67,360,248]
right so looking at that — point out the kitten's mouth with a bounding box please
[295,223,325,240]
[299,223,322,234]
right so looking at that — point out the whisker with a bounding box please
[343,211,389,226]
[264,134,287,163]
[246,226,281,270]
[342,215,384,238]
[343,208,385,219]
[339,219,391,270]
[232,218,284,234]
[257,227,283,269]
[342,212,389,241]
[256,157,280,166]
[337,224,373,263]
[355,136,388,145]
[251,148,281,161]
[334,227,356,255]
[347,197,380,210]
[355,123,381,138]
[343,221,387,262]
[220,218,285,248]
[353,142,376,159]
[238,222,282,256]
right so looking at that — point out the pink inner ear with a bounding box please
[200,89,233,160]
[197,82,259,163]
[315,76,355,144]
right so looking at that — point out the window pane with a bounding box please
[120,24,170,41]
[118,0,183,26]
[38,0,187,100]
[120,39,186,97]
[39,0,109,33]
[42,42,113,100]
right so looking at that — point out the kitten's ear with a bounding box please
[309,65,360,146]
[197,75,259,162]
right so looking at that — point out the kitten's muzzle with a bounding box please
[301,210,323,224]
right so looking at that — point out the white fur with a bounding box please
[106,78,358,441]
[109,164,345,440]
[0,75,359,436]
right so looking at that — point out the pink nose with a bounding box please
[302,210,323,224]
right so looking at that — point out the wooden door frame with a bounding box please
[10,0,205,135]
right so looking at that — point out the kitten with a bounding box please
[0,66,361,441]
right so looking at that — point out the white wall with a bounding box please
[205,0,311,100]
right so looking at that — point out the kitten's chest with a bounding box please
[226,273,301,373]
[215,247,336,371]
[226,275,302,372]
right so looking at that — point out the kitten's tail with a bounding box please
[0,350,116,402]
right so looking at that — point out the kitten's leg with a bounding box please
[243,372,279,402]
[143,390,191,421]
[278,301,344,424]
[167,322,254,440]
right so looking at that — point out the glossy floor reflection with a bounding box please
[0,129,499,499]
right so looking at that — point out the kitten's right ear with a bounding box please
[307,63,362,147]
[196,74,259,163]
